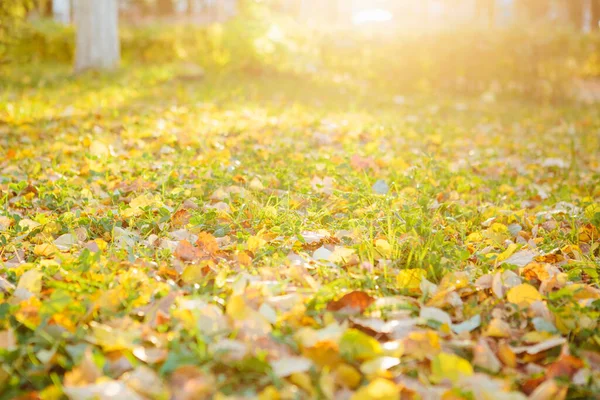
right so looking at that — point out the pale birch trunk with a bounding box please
[74,0,120,72]
[53,0,71,24]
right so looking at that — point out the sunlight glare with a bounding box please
[352,8,393,25]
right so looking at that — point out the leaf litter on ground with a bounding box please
[0,65,599,399]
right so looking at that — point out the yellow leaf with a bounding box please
[484,318,511,338]
[339,329,382,362]
[319,369,335,400]
[375,239,392,258]
[403,330,441,360]
[335,364,362,389]
[16,268,43,297]
[350,378,399,400]
[496,243,519,262]
[34,243,58,258]
[396,269,426,291]
[431,352,473,383]
[226,295,250,320]
[360,356,400,375]
[497,342,517,368]
[122,194,163,218]
[258,386,280,400]
[289,373,315,397]
[247,235,266,253]
[506,283,542,306]
[302,340,342,368]
[89,322,138,352]
[585,203,600,220]
[226,295,272,336]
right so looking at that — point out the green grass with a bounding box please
[0,64,599,399]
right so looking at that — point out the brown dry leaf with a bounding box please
[195,232,219,255]
[528,379,568,400]
[171,209,191,228]
[327,291,375,313]
[174,240,200,262]
[521,262,551,282]
[121,366,170,399]
[64,349,102,387]
[473,338,501,373]
[170,365,215,400]
[0,329,17,351]
[546,354,584,380]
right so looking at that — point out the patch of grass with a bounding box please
[0,64,599,399]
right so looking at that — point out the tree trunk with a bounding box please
[592,0,600,30]
[566,0,585,30]
[476,0,495,26]
[53,0,71,24]
[74,0,120,72]
[157,0,175,15]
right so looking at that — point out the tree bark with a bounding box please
[157,0,175,15]
[52,0,71,24]
[592,0,600,30]
[476,0,495,26]
[565,0,585,30]
[74,0,120,72]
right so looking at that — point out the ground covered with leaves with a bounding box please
[1,65,600,400]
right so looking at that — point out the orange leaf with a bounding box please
[174,240,200,262]
[326,291,375,313]
[195,232,219,255]
[547,354,584,380]
[170,209,191,228]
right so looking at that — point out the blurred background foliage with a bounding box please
[1,0,600,101]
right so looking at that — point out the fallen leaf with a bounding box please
[419,306,452,327]
[14,268,43,299]
[351,378,399,400]
[339,329,383,361]
[431,352,473,383]
[360,356,400,375]
[396,269,426,291]
[54,233,78,251]
[34,243,58,257]
[473,338,501,373]
[120,366,170,399]
[270,356,313,377]
[510,337,566,355]
[327,291,375,313]
[64,381,144,400]
[0,329,17,351]
[174,240,200,262]
[335,363,362,389]
[506,283,542,306]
